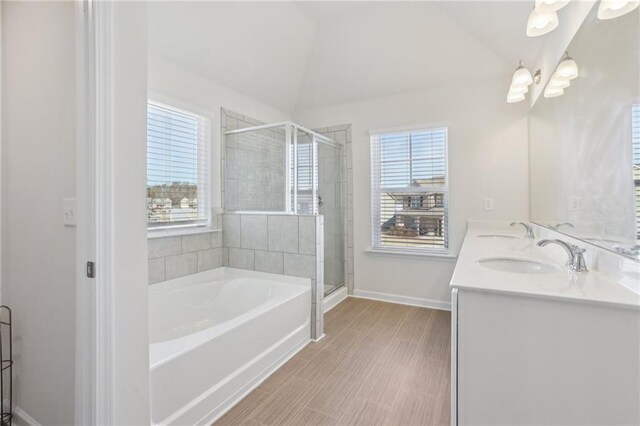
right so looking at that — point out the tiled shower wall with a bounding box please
[221,109,326,338]
[222,213,324,338]
[148,230,223,284]
[221,108,275,212]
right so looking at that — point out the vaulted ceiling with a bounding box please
[148,1,545,114]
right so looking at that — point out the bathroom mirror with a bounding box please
[529,5,640,260]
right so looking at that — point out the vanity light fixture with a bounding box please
[512,61,533,87]
[526,7,559,37]
[535,0,571,13]
[556,52,579,79]
[507,61,534,103]
[597,0,639,19]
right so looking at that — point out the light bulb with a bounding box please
[544,86,564,98]
[549,73,570,89]
[556,54,578,80]
[597,0,639,19]
[527,8,559,37]
[535,0,571,14]
[511,62,533,87]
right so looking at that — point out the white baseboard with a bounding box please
[352,290,451,311]
[14,407,42,426]
[323,287,348,313]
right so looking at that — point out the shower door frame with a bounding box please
[224,121,340,215]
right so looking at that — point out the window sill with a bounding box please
[148,226,221,239]
[365,248,458,262]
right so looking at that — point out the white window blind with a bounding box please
[371,127,449,253]
[147,101,211,229]
[632,104,640,240]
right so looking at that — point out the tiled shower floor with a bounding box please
[214,297,451,425]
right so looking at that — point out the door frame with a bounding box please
[75,1,115,423]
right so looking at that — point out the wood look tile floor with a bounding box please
[214,298,451,426]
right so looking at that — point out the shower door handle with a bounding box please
[317,195,324,208]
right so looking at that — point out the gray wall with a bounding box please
[148,231,222,284]
[222,213,324,338]
[1,2,77,423]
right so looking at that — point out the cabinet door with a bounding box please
[457,290,640,425]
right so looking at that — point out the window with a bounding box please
[147,101,211,229]
[633,104,640,240]
[371,127,449,253]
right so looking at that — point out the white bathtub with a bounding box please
[149,267,311,425]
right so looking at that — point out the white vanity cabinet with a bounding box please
[451,288,640,425]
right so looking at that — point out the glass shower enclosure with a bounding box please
[224,122,345,296]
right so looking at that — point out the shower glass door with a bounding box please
[316,138,345,296]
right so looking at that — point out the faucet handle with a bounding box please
[571,245,586,254]
[569,245,588,272]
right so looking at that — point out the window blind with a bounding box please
[147,101,211,228]
[371,127,449,252]
[632,104,640,240]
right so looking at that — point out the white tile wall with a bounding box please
[147,230,222,284]
[298,216,317,255]
[283,253,316,279]
[148,258,165,284]
[268,215,299,253]
[223,214,241,248]
[148,236,181,258]
[222,212,324,339]
[255,250,284,274]
[228,247,255,270]
[240,215,268,250]
[166,252,198,280]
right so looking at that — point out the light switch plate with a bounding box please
[63,198,76,227]
[483,198,495,211]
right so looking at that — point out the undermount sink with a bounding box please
[476,234,520,239]
[477,257,560,275]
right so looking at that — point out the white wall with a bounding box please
[1,1,76,423]
[148,54,292,212]
[112,2,151,424]
[294,82,529,305]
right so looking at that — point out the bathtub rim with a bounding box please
[149,266,310,295]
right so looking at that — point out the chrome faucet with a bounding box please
[537,239,588,272]
[510,222,535,239]
[552,222,575,231]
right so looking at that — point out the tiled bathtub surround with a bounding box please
[148,230,223,284]
[222,213,325,338]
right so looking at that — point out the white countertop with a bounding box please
[450,222,640,309]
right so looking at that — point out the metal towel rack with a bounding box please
[0,306,13,425]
